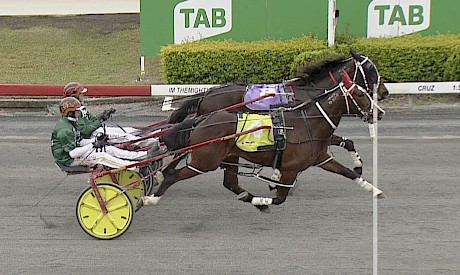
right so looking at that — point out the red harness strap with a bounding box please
[328,70,338,84]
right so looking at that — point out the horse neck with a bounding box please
[288,85,323,101]
[291,60,355,103]
[309,88,348,132]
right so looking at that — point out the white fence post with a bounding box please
[328,0,337,47]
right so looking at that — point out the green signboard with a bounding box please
[140,0,327,56]
[141,0,460,56]
[337,0,460,38]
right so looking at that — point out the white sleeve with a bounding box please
[79,138,94,146]
[69,143,93,159]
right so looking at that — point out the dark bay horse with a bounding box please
[168,49,388,176]
[140,74,385,212]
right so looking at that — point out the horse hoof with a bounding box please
[257,205,271,213]
[375,192,386,199]
[237,191,249,201]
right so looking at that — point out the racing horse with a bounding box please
[168,49,387,176]
[140,72,385,212]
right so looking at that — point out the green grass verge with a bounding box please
[0,14,161,85]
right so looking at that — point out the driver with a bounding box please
[63,81,159,148]
[51,97,157,169]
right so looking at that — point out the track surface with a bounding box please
[1,109,459,274]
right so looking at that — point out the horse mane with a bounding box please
[295,55,349,82]
[161,118,196,151]
[168,85,234,124]
[168,93,203,124]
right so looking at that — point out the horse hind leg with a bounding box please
[319,158,385,198]
[221,156,270,212]
[239,172,297,213]
[139,165,201,207]
[331,135,363,176]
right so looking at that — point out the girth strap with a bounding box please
[271,110,287,169]
[187,164,205,174]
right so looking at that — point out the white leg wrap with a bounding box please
[354,177,383,197]
[155,171,164,185]
[251,197,273,206]
[270,169,281,181]
[349,151,363,167]
[142,195,162,206]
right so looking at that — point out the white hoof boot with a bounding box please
[373,189,386,199]
[355,178,373,191]
[141,195,161,206]
[354,178,385,199]
[251,197,273,206]
[154,171,164,185]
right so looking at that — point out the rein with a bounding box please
[315,72,373,129]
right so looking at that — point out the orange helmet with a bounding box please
[59,97,82,117]
[63,82,87,98]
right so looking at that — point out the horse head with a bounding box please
[295,50,388,102]
[349,49,389,101]
[339,69,385,123]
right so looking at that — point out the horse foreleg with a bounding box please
[330,135,363,176]
[319,158,385,198]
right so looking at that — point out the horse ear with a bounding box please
[340,70,353,89]
[350,48,360,60]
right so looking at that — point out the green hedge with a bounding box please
[161,36,327,84]
[443,45,460,81]
[350,34,460,82]
[160,34,460,84]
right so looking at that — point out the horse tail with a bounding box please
[168,94,203,123]
[161,117,196,151]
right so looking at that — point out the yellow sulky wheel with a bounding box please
[95,170,144,209]
[76,183,133,240]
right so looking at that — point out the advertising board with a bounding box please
[140,0,326,55]
[141,0,459,56]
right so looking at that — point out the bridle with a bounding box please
[317,70,383,128]
[328,54,381,97]
[352,54,381,96]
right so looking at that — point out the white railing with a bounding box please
[385,82,460,94]
[153,82,460,110]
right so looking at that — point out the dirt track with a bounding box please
[1,110,459,274]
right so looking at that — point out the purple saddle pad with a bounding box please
[244,84,289,110]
